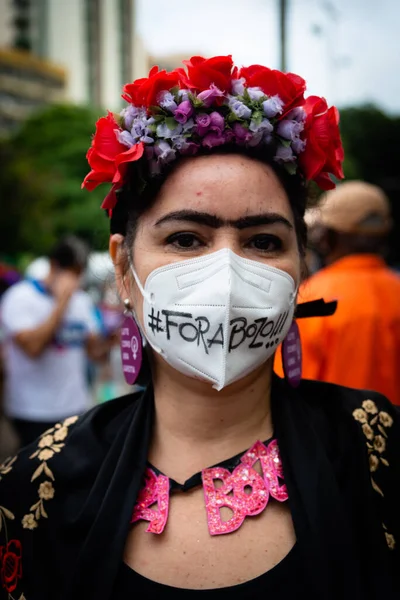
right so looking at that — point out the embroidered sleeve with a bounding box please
[353,397,397,551]
[0,415,80,599]
[21,416,79,531]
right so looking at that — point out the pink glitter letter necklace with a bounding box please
[131,439,288,536]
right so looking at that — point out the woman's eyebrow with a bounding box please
[155,210,293,230]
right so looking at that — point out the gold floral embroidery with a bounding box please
[383,523,396,551]
[22,415,79,530]
[21,514,37,531]
[362,399,378,414]
[0,504,15,535]
[352,408,368,423]
[353,400,396,550]
[379,411,393,428]
[353,398,393,497]
[0,455,17,482]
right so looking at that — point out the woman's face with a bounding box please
[113,153,302,324]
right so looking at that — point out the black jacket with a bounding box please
[0,376,399,599]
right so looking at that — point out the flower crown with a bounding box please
[82,55,344,211]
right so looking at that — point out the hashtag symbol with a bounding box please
[148,308,163,334]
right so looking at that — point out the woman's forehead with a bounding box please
[150,154,293,222]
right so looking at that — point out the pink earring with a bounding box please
[281,320,302,387]
[120,299,143,385]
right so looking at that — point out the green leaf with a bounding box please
[191,96,204,109]
[227,112,241,124]
[242,88,251,104]
[170,85,180,99]
[284,162,298,176]
[278,138,292,148]
[252,111,262,127]
[149,105,166,116]
[165,117,179,130]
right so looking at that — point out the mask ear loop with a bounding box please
[127,258,164,355]
[128,258,153,304]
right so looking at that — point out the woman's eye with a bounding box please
[166,233,203,249]
[248,234,282,252]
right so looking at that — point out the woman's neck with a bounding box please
[149,360,274,482]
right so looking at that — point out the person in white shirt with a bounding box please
[1,236,110,446]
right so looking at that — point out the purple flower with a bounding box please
[249,118,273,134]
[145,146,155,160]
[285,107,306,122]
[154,140,176,164]
[209,111,225,135]
[149,159,161,175]
[246,118,273,147]
[174,100,194,124]
[277,119,304,141]
[229,99,252,120]
[116,129,135,148]
[195,113,211,136]
[156,122,183,139]
[173,137,200,156]
[292,138,306,154]
[202,132,229,149]
[231,78,245,96]
[197,84,225,107]
[275,145,295,163]
[157,91,178,113]
[182,118,195,133]
[262,95,284,118]
[131,122,145,143]
[248,132,263,147]
[232,122,252,144]
[178,89,190,102]
[121,105,142,130]
[140,135,154,144]
[247,87,265,102]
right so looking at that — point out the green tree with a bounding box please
[0,104,109,259]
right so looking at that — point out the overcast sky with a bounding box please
[137,0,400,114]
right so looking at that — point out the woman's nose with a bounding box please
[211,231,243,256]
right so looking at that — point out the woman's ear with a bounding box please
[109,234,130,300]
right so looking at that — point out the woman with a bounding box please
[0,55,398,600]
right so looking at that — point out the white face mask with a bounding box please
[131,248,296,391]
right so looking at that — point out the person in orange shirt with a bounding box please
[276,181,400,405]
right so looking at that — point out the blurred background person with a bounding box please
[291,181,400,404]
[0,235,111,447]
[0,263,21,460]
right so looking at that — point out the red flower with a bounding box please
[0,540,22,594]
[239,65,306,113]
[181,55,234,92]
[81,111,144,209]
[122,66,182,108]
[299,96,344,190]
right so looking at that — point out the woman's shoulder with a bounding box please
[297,378,399,468]
[0,390,143,528]
[0,390,148,598]
[299,378,398,414]
[298,379,399,414]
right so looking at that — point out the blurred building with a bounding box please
[0,0,149,113]
[0,47,65,135]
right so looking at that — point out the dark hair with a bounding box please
[48,235,89,272]
[110,146,309,255]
